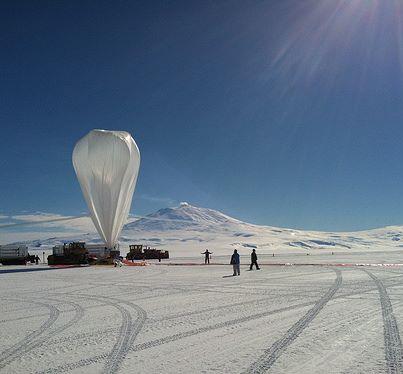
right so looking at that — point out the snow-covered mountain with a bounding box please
[123,202,244,231]
[120,203,403,255]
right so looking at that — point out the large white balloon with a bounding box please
[72,129,140,248]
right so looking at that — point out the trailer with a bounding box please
[0,245,29,265]
[85,244,109,258]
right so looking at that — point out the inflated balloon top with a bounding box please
[72,129,140,249]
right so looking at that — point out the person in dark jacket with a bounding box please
[202,250,212,264]
[230,249,240,276]
[250,249,260,270]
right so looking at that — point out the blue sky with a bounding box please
[1,0,403,231]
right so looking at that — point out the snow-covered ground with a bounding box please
[2,203,403,373]
[1,263,403,373]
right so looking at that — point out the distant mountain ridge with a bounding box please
[5,203,403,256]
[124,202,245,232]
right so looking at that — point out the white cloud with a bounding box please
[0,231,73,245]
[137,194,177,205]
[11,212,66,222]
[0,212,98,245]
[7,213,94,231]
[0,210,147,244]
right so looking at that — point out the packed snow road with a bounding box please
[1,264,403,373]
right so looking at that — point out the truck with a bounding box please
[126,244,169,261]
[48,242,120,265]
[48,242,89,265]
[0,245,29,265]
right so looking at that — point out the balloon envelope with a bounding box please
[72,129,140,248]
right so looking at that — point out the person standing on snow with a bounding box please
[230,249,240,276]
[250,248,260,270]
[202,249,212,264]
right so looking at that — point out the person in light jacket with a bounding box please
[230,249,240,276]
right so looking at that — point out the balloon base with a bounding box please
[122,259,149,266]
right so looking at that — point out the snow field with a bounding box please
[1,263,403,373]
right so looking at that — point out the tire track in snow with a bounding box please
[0,297,85,370]
[38,296,288,349]
[61,294,147,374]
[150,296,275,323]
[243,268,342,374]
[44,298,86,335]
[102,300,146,374]
[0,299,60,370]
[2,270,399,328]
[363,269,403,373]
[37,294,337,373]
[37,268,403,374]
[102,302,132,374]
